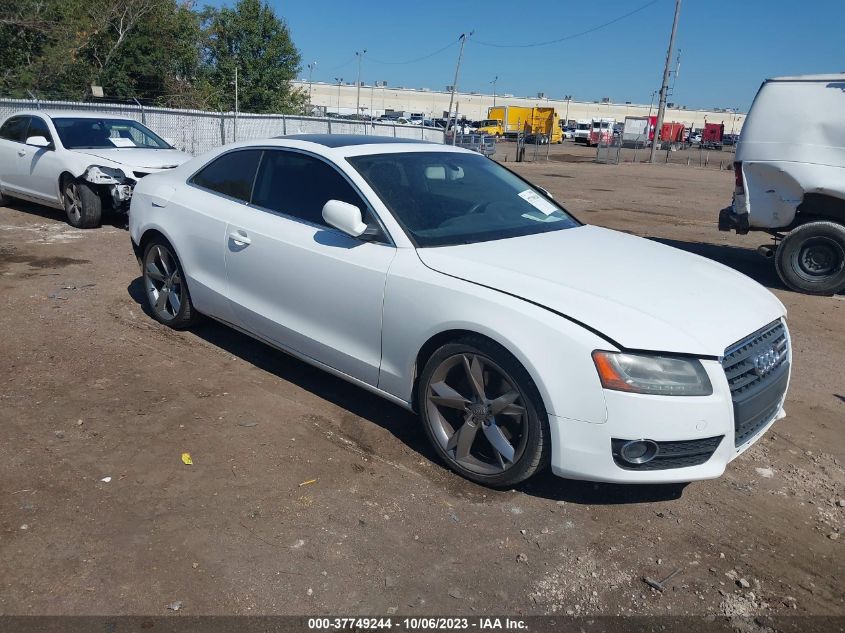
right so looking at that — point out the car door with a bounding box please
[0,115,30,195]
[169,148,264,324]
[223,148,397,386]
[17,115,62,203]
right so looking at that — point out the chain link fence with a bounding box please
[0,98,445,156]
[599,137,737,171]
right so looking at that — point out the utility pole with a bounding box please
[564,95,572,126]
[355,50,367,121]
[334,77,343,114]
[234,64,238,142]
[649,0,682,163]
[307,61,317,112]
[491,75,498,107]
[446,32,471,142]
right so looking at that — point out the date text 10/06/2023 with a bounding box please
[307,617,528,631]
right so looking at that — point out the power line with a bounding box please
[367,38,459,65]
[474,0,662,48]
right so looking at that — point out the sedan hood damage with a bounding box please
[416,225,785,357]
[74,148,191,170]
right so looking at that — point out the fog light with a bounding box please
[619,439,659,464]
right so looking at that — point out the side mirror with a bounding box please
[322,199,368,238]
[26,136,51,149]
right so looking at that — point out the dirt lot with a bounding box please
[0,159,842,621]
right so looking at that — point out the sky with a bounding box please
[206,0,844,111]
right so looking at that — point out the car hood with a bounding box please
[416,225,786,357]
[74,148,191,170]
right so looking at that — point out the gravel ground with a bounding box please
[0,159,842,621]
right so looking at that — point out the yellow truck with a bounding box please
[476,106,562,143]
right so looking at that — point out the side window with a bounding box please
[26,117,52,144]
[190,150,262,202]
[0,116,30,143]
[251,150,368,227]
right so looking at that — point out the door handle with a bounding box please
[228,230,251,246]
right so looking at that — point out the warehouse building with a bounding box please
[296,80,745,133]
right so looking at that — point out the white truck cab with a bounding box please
[719,74,845,295]
[573,120,591,144]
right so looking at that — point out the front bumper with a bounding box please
[548,358,788,484]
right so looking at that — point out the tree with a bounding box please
[201,0,305,113]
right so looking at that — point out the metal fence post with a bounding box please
[220,111,226,145]
[282,114,287,135]
[327,118,332,134]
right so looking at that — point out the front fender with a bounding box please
[378,249,610,424]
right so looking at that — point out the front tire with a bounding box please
[775,221,845,295]
[63,178,102,228]
[418,336,549,487]
[142,238,200,329]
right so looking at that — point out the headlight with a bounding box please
[592,350,713,396]
[84,166,126,185]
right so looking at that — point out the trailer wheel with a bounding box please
[775,221,845,295]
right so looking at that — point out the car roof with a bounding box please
[221,135,471,158]
[5,110,140,120]
[277,134,436,148]
[767,73,845,82]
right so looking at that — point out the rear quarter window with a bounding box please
[190,150,263,202]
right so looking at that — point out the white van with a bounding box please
[719,73,845,295]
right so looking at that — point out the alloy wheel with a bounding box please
[64,183,82,224]
[144,245,184,321]
[425,353,529,475]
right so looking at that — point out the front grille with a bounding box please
[722,320,790,447]
[611,436,724,471]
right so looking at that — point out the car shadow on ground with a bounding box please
[128,276,690,506]
[2,197,128,229]
[648,237,784,291]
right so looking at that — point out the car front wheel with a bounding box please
[63,178,102,228]
[418,336,548,487]
[142,238,200,329]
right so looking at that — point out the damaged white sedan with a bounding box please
[0,111,190,228]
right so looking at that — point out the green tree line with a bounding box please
[0,0,306,113]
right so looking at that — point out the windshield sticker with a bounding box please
[521,211,563,223]
[109,137,136,148]
[518,189,557,215]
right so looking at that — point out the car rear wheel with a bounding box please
[63,178,102,228]
[775,221,845,295]
[418,336,548,487]
[142,238,200,329]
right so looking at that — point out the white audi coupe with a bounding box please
[128,135,791,487]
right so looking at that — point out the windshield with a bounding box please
[348,152,579,247]
[479,119,499,127]
[53,117,171,150]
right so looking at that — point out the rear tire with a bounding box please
[63,178,102,228]
[775,221,845,295]
[418,335,549,488]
